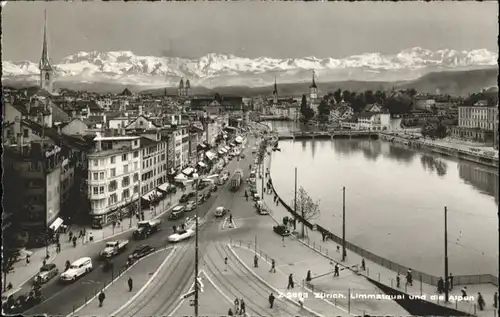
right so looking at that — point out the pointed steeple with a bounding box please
[179,78,184,88]
[310,70,317,89]
[185,79,190,88]
[39,10,52,70]
[273,77,278,96]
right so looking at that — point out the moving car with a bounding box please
[273,225,291,237]
[214,206,227,218]
[34,263,58,284]
[60,257,93,282]
[128,245,155,261]
[168,206,185,220]
[203,191,211,200]
[168,228,195,242]
[253,193,261,201]
[185,201,196,211]
[197,193,205,204]
[100,240,129,258]
[251,147,257,153]
[133,220,162,239]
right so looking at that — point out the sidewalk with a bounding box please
[4,191,183,298]
[230,233,409,316]
[70,247,172,316]
[257,175,499,317]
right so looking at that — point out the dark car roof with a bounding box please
[40,263,56,270]
[135,245,151,251]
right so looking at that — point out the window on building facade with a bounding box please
[111,156,116,164]
[133,173,139,182]
[110,168,116,177]
[154,157,157,165]
[99,186,104,194]
[93,187,99,195]
[23,129,29,138]
[122,154,128,161]
[93,172,99,180]
[134,162,138,170]
[134,151,139,158]
[122,176,130,187]
[99,172,105,180]
[133,185,139,193]
[109,180,117,192]
[93,159,98,167]
[143,161,146,169]
[122,189,130,199]
[124,164,129,173]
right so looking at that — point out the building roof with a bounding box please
[51,102,71,123]
[358,112,377,119]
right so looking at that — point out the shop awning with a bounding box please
[182,167,195,176]
[49,217,64,231]
[157,183,171,192]
[205,151,216,160]
[142,189,162,202]
[198,161,207,168]
[175,173,188,182]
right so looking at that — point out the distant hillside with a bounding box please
[4,67,497,97]
[397,68,498,96]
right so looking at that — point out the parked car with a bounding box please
[253,193,261,201]
[197,182,208,190]
[60,257,93,282]
[273,225,290,237]
[167,228,195,242]
[185,201,196,211]
[179,192,195,203]
[203,191,211,200]
[197,194,205,204]
[34,263,58,284]
[128,245,155,261]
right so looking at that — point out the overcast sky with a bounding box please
[2,1,498,62]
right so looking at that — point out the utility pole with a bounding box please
[444,206,449,303]
[294,167,298,234]
[260,154,265,199]
[342,186,346,262]
[194,177,200,317]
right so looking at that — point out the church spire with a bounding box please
[39,10,52,70]
[273,77,278,96]
[310,70,317,88]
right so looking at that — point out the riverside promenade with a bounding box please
[257,169,499,316]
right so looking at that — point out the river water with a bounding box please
[264,121,499,277]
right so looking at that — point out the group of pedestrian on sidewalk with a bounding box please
[228,298,246,316]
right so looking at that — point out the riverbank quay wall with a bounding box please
[267,174,499,287]
[277,131,379,141]
[379,133,499,168]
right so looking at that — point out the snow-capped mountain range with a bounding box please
[2,47,497,89]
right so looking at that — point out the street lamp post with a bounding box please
[444,206,449,303]
[342,186,346,262]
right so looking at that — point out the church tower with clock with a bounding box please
[39,10,54,94]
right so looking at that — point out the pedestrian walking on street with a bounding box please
[89,232,93,242]
[228,308,234,316]
[334,263,339,277]
[361,259,366,271]
[270,259,276,273]
[224,257,228,271]
[26,254,30,265]
[128,277,133,292]
[275,199,279,206]
[437,277,444,294]
[98,291,105,307]
[477,292,485,311]
[65,260,71,271]
[336,246,340,253]
[343,248,347,259]
[322,232,326,242]
[240,299,246,314]
[234,298,240,315]
[269,293,275,308]
[229,214,233,224]
[406,269,413,286]
[68,231,73,242]
[493,291,498,309]
[42,259,47,267]
[173,225,177,233]
[396,274,401,288]
[72,236,77,247]
[448,273,454,290]
[254,254,258,268]
[306,270,312,283]
[287,273,294,289]
[281,235,285,247]
[56,242,61,253]
[461,286,467,297]
[298,296,304,308]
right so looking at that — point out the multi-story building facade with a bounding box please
[140,132,168,195]
[451,103,497,143]
[87,134,142,225]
